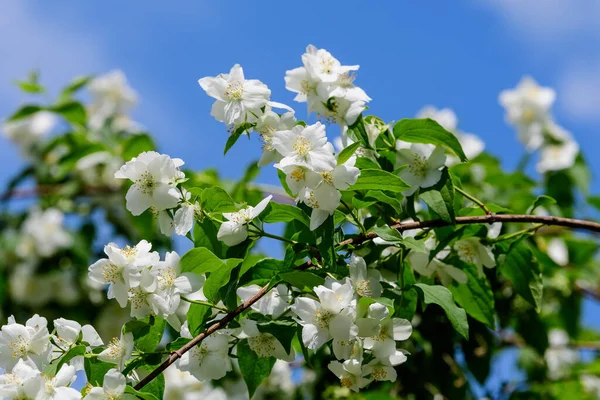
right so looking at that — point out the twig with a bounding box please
[134,213,600,390]
[455,186,492,215]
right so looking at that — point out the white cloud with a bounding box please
[482,0,600,121]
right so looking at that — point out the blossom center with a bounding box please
[356,280,372,297]
[320,56,335,74]
[158,267,176,289]
[102,263,122,284]
[128,286,149,311]
[408,153,429,178]
[300,80,316,95]
[371,367,387,381]
[339,71,356,87]
[225,81,244,101]
[320,171,334,185]
[106,337,124,360]
[290,168,305,183]
[231,208,253,225]
[293,136,312,157]
[340,376,354,388]
[248,334,277,358]
[304,190,320,209]
[314,308,333,329]
[521,108,536,124]
[456,243,476,264]
[136,171,157,195]
[8,335,29,358]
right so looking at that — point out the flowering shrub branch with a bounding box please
[1,45,600,399]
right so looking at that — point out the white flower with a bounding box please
[177,322,232,381]
[97,332,134,371]
[127,269,160,319]
[302,45,358,84]
[408,251,467,286]
[159,202,198,237]
[83,369,137,400]
[363,314,412,359]
[89,70,138,117]
[217,195,272,246]
[240,319,295,361]
[88,240,159,307]
[285,65,321,112]
[292,156,360,230]
[315,97,366,128]
[198,64,271,126]
[317,72,371,104]
[546,237,569,266]
[114,151,185,216]
[395,142,447,196]
[499,76,555,151]
[328,359,372,392]
[453,237,495,275]
[75,151,123,190]
[163,367,228,400]
[272,122,336,172]
[291,280,358,351]
[30,364,81,400]
[255,104,296,167]
[0,359,40,399]
[0,315,51,370]
[363,350,408,382]
[52,318,103,371]
[237,283,290,318]
[152,251,198,330]
[536,139,579,173]
[16,207,72,258]
[2,111,56,152]
[545,329,578,380]
[581,374,600,398]
[348,255,382,298]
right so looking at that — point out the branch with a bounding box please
[134,213,600,390]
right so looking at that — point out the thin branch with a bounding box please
[134,213,600,390]
[455,186,492,215]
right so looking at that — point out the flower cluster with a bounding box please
[285,44,370,137]
[88,241,198,330]
[274,122,360,229]
[88,70,140,132]
[2,111,56,157]
[0,315,104,400]
[499,77,579,173]
[290,256,411,392]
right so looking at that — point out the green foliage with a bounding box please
[349,169,409,193]
[413,283,469,339]
[237,339,277,398]
[393,118,467,161]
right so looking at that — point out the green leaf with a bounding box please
[201,186,236,213]
[237,339,276,398]
[500,240,543,312]
[347,115,370,148]
[279,271,324,292]
[44,345,86,376]
[84,349,114,386]
[124,317,165,353]
[315,216,336,268]
[261,202,310,227]
[7,105,44,122]
[337,141,362,165]
[166,337,191,351]
[528,195,556,214]
[420,168,455,223]
[203,259,240,301]
[349,169,409,193]
[588,195,600,212]
[122,134,155,161]
[393,118,467,162]
[247,258,287,282]
[125,385,161,400]
[413,283,469,339]
[187,303,212,335]
[224,123,252,155]
[15,80,45,94]
[450,262,495,328]
[60,75,92,98]
[364,190,402,213]
[193,219,223,256]
[277,169,294,197]
[180,247,242,274]
[51,101,87,125]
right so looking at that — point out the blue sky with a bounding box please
[1,0,600,393]
[1,0,600,190]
